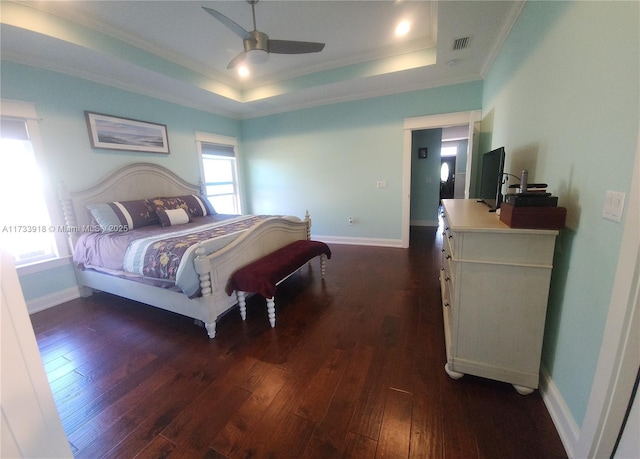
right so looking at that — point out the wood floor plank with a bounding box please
[409,371,444,458]
[210,363,289,457]
[348,341,390,441]
[375,388,414,458]
[303,343,375,457]
[342,432,379,459]
[134,434,177,458]
[293,348,349,423]
[259,412,316,459]
[160,383,252,455]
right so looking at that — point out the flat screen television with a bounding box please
[478,146,506,211]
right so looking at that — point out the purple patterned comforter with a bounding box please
[73,214,270,296]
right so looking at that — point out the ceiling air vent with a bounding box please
[453,37,470,51]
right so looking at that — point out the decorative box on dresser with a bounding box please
[439,199,559,395]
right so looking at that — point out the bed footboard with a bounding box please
[192,212,311,337]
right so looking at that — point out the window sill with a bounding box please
[16,256,73,276]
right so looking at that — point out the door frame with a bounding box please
[402,110,481,247]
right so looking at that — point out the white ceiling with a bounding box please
[1,1,523,119]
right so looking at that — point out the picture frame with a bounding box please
[85,111,170,154]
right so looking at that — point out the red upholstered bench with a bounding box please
[225,240,331,328]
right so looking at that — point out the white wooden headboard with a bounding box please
[59,163,202,248]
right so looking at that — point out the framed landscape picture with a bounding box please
[85,112,170,154]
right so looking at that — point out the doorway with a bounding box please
[402,110,482,248]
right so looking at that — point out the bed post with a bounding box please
[194,244,212,297]
[58,181,94,297]
[194,244,217,338]
[58,181,80,251]
[304,209,311,240]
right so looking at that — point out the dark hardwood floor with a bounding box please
[30,225,567,458]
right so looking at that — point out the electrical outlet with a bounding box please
[348,217,354,225]
[602,190,625,222]
[376,180,387,189]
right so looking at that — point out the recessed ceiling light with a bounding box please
[395,20,410,37]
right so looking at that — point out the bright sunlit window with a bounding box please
[196,132,242,215]
[441,145,458,157]
[0,109,58,265]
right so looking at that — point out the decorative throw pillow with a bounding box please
[87,199,157,232]
[157,207,192,227]
[151,195,216,217]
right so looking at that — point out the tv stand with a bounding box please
[439,199,559,393]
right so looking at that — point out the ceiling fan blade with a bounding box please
[268,40,325,54]
[227,51,247,69]
[202,6,252,41]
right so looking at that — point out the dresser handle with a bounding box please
[445,254,451,260]
[444,302,450,307]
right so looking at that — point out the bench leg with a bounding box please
[320,254,327,279]
[237,291,247,321]
[266,297,276,328]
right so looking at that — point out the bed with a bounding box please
[59,162,311,338]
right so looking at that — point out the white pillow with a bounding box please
[158,207,191,227]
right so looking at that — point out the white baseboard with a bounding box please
[312,235,403,248]
[540,365,579,458]
[27,286,81,314]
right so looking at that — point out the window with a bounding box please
[440,162,450,182]
[196,132,242,215]
[0,101,59,265]
[441,145,458,157]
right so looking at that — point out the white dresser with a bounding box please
[440,199,559,394]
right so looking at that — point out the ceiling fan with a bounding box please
[202,0,325,69]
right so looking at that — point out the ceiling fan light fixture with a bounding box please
[203,1,325,70]
[237,64,250,77]
[246,48,268,65]
[395,20,411,37]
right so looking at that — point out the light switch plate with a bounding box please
[602,190,626,222]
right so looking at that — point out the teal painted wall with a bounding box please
[241,82,482,240]
[18,265,78,301]
[482,1,639,427]
[410,129,442,225]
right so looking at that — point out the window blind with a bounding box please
[201,143,235,157]
[1,119,29,141]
